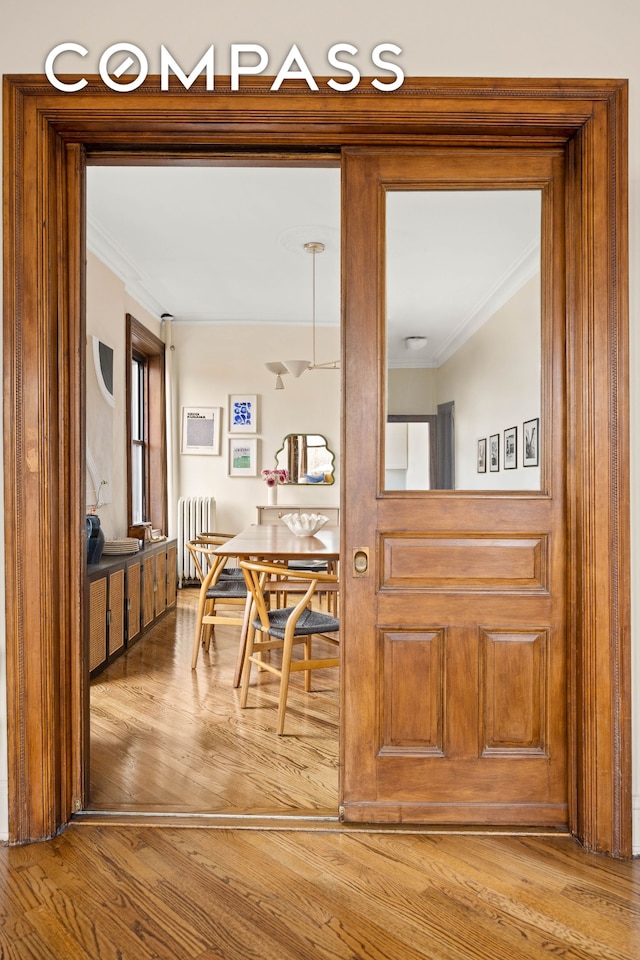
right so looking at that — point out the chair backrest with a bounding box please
[198,532,241,569]
[186,540,231,584]
[196,532,237,545]
[239,559,338,632]
[188,533,239,582]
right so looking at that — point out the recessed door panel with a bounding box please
[342,147,567,825]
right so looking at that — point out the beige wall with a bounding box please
[1,0,638,848]
[436,276,540,489]
[388,367,437,416]
[387,278,540,490]
[87,254,340,539]
[172,321,340,533]
[86,252,163,538]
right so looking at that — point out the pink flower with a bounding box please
[261,468,289,486]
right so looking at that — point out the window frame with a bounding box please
[125,314,167,535]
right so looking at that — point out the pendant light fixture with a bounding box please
[265,240,340,388]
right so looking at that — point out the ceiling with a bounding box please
[87,165,541,367]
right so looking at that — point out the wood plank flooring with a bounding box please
[6,585,640,959]
[2,825,639,959]
[89,588,339,815]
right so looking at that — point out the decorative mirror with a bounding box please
[275,434,335,484]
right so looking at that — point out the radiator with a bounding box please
[177,496,216,587]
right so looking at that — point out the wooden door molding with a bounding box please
[3,76,630,855]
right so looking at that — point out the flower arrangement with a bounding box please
[261,468,289,487]
[88,478,109,514]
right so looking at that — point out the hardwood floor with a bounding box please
[2,825,639,959]
[6,586,640,958]
[89,588,339,815]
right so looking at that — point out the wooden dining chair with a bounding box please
[188,542,248,670]
[193,532,244,579]
[239,559,340,735]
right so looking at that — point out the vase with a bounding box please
[267,484,277,506]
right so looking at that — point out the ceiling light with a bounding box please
[405,336,428,351]
[265,361,289,390]
[265,240,339,388]
[283,359,310,378]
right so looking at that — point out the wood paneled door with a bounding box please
[3,75,629,853]
[341,148,568,825]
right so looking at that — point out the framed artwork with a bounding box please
[504,426,517,469]
[477,438,487,473]
[523,417,540,466]
[489,433,500,472]
[181,406,221,455]
[228,394,258,433]
[228,437,258,476]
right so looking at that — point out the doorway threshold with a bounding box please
[71,809,571,837]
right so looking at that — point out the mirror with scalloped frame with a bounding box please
[275,434,335,484]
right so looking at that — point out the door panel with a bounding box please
[341,148,567,825]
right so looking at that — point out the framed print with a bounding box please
[228,437,258,476]
[504,426,517,469]
[181,406,221,455]
[489,433,500,471]
[477,438,487,473]
[523,417,540,466]
[228,394,258,433]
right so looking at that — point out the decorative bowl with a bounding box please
[280,512,329,537]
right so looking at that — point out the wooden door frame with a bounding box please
[3,75,630,855]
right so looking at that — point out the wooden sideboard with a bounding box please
[87,538,177,678]
[256,505,340,526]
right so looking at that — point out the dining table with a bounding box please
[214,523,340,563]
[213,523,340,686]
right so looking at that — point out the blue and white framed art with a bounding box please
[228,394,258,433]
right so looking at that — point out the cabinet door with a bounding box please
[127,560,141,643]
[155,550,167,616]
[108,567,125,656]
[166,544,177,607]
[142,555,155,628]
[88,576,108,672]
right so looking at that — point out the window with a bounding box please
[126,314,167,534]
[130,354,146,522]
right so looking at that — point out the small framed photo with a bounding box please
[228,437,258,476]
[489,434,500,472]
[181,406,221,455]
[504,426,517,469]
[477,438,487,473]
[228,394,258,433]
[523,418,540,467]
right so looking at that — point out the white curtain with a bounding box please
[163,316,179,540]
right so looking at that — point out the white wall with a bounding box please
[172,321,340,533]
[86,252,163,538]
[388,367,437,416]
[1,0,639,850]
[87,254,341,539]
[436,275,541,489]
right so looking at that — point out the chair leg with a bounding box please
[304,636,313,692]
[276,630,296,735]
[191,589,210,669]
[239,623,257,707]
[232,595,254,688]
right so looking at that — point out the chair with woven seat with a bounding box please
[239,559,340,735]
[188,543,248,670]
[193,532,244,579]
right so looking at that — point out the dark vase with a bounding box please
[86,514,105,564]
